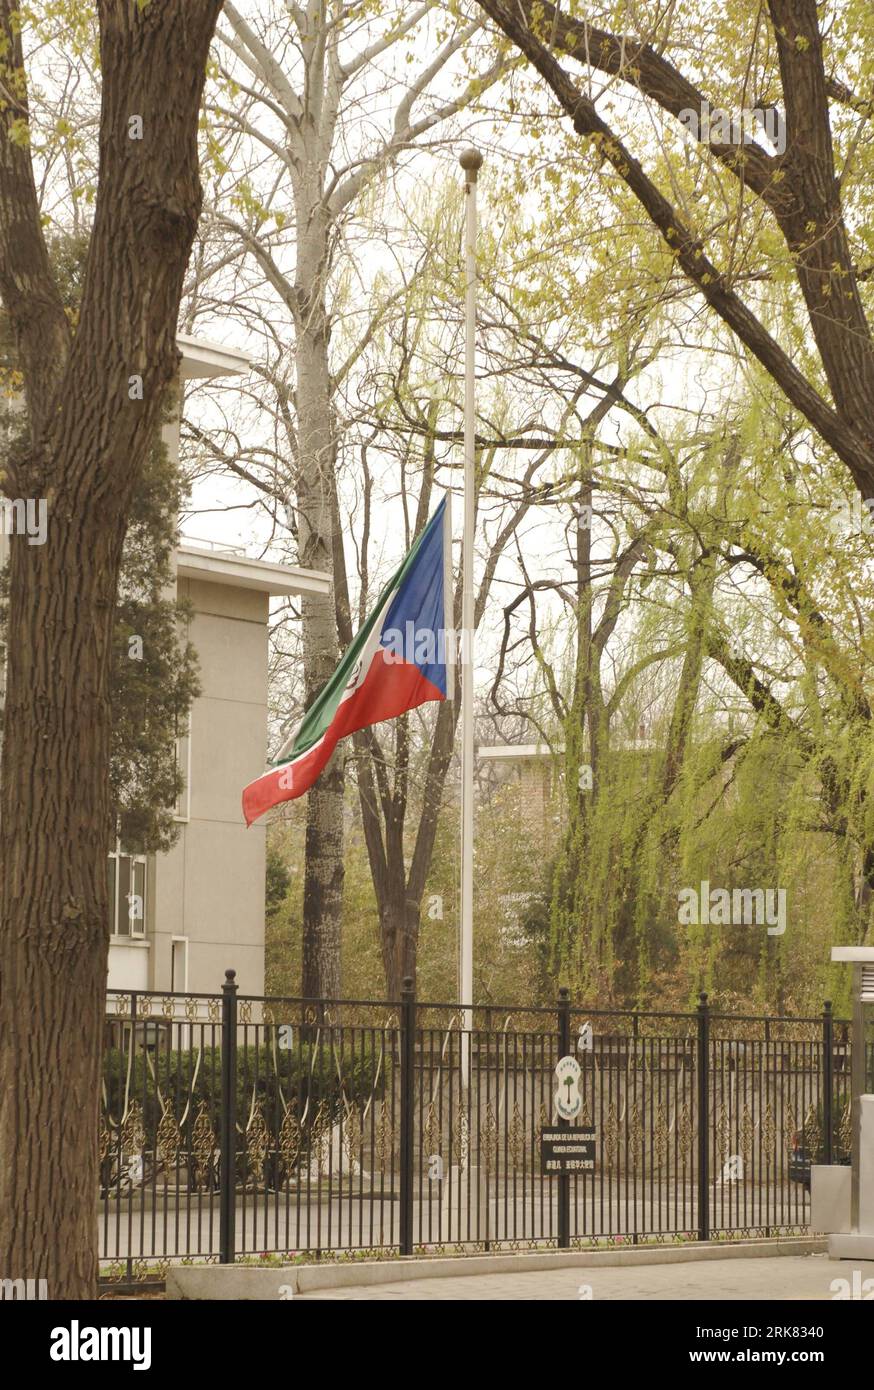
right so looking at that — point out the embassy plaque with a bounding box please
[541,1126,596,1174]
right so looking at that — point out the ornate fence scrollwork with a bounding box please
[190,1100,217,1190]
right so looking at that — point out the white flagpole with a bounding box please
[459,147,481,1087]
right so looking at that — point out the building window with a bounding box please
[108,843,147,937]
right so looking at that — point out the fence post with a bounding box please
[696,991,710,1243]
[822,1000,834,1165]
[557,985,571,1250]
[219,968,238,1265]
[399,975,416,1256]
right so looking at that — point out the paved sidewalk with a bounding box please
[297,1254,874,1300]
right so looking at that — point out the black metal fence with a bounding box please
[99,972,855,1287]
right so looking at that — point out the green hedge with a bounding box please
[103,1038,389,1181]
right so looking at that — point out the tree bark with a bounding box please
[380,889,422,1002]
[0,0,222,1301]
[293,159,345,1002]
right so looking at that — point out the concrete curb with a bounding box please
[166,1236,826,1300]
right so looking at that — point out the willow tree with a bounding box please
[537,377,874,1006]
[0,0,222,1301]
[476,0,874,498]
[468,0,874,991]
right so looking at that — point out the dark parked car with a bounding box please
[788,1099,851,1189]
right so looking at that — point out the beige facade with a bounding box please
[106,550,324,1000]
[155,570,273,994]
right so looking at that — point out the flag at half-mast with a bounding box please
[242,496,453,827]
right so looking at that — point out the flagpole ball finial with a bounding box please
[459,147,483,181]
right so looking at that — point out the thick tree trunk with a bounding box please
[0,522,121,1297]
[295,201,345,1000]
[301,748,344,999]
[380,892,421,1001]
[298,445,344,1003]
[0,0,222,1300]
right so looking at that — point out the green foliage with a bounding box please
[110,428,200,853]
[103,1038,386,1182]
[104,1041,384,1126]
[546,394,874,1014]
[266,839,291,919]
[266,778,557,1004]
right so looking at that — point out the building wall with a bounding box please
[519,760,551,825]
[148,576,269,997]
